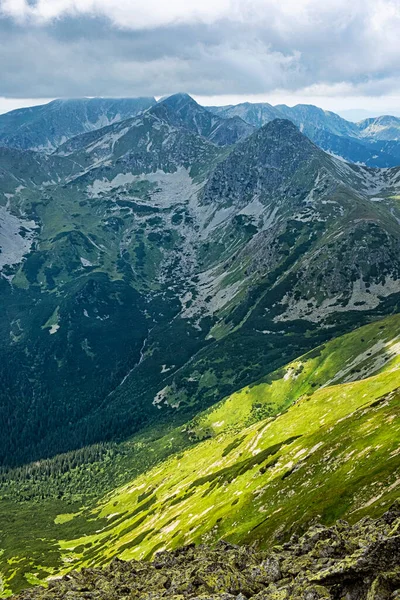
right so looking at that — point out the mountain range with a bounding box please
[2,94,400,465]
[2,93,400,166]
[0,93,399,597]
[0,97,156,153]
[209,101,400,166]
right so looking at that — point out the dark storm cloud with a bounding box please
[0,1,400,99]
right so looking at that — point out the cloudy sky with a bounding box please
[1,0,400,117]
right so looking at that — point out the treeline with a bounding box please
[0,442,122,503]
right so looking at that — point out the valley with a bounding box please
[0,94,399,597]
[0,314,399,595]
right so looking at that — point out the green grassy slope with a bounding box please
[58,331,400,568]
[0,314,399,596]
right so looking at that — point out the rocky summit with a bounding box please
[12,503,400,600]
[209,102,400,167]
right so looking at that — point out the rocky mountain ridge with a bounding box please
[0,97,156,153]
[209,102,400,167]
[1,104,400,465]
[1,94,400,166]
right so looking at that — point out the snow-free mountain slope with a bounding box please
[209,101,400,167]
[1,314,399,595]
[357,114,400,141]
[0,97,156,152]
[158,93,255,146]
[1,111,400,469]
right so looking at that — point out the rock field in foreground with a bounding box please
[13,502,400,600]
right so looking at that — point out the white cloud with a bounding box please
[0,0,397,32]
[1,0,400,107]
[1,0,233,28]
[0,96,54,114]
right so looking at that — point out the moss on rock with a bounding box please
[12,503,400,600]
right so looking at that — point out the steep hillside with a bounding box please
[1,111,400,466]
[158,94,255,146]
[0,97,156,152]
[0,314,399,596]
[358,115,400,141]
[209,102,400,167]
[53,316,400,572]
[0,108,223,465]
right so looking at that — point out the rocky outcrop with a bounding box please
[13,503,400,600]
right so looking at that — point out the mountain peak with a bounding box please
[357,113,400,141]
[155,93,253,146]
[158,93,202,117]
[201,115,324,212]
[262,117,302,133]
[160,92,196,107]
[256,118,317,150]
